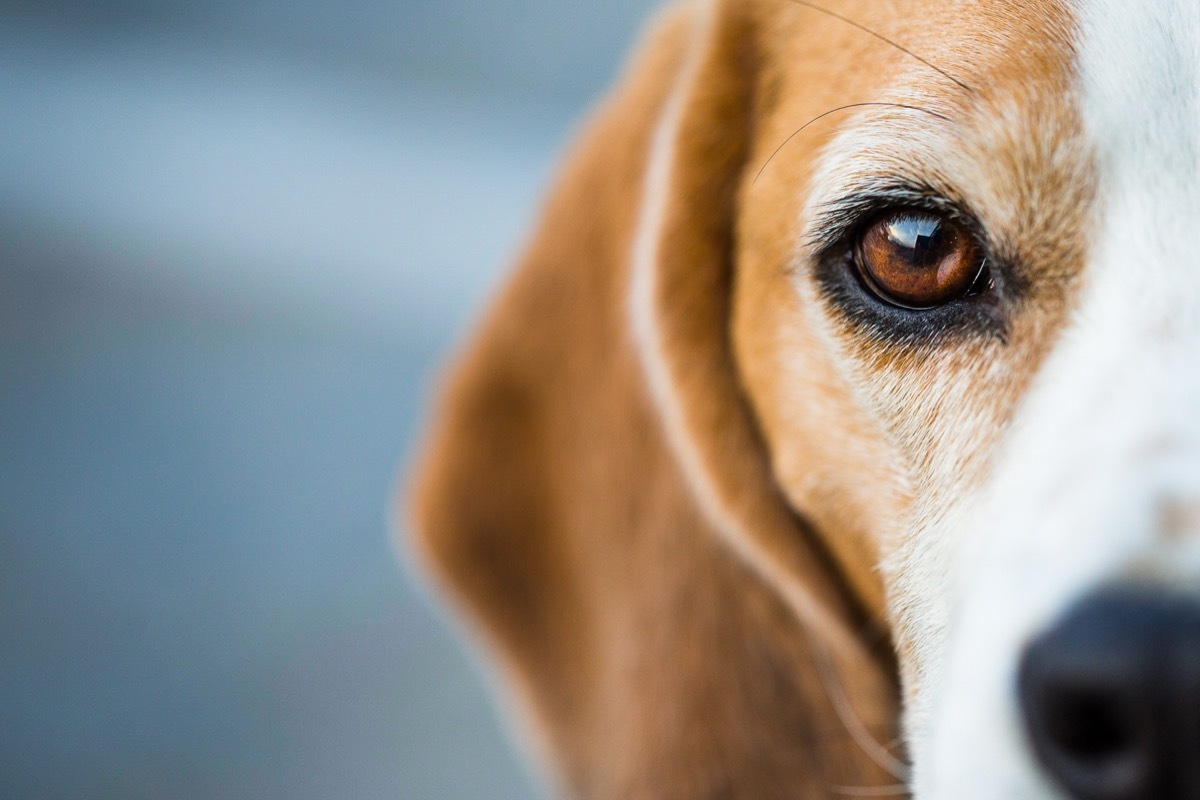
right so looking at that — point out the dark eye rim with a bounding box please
[806,197,1011,346]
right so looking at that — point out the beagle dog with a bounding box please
[407,1,1200,798]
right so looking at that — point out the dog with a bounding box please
[406,1,1200,797]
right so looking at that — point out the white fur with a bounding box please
[917,2,1200,797]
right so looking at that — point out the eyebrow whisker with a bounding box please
[753,102,949,185]
[784,0,978,97]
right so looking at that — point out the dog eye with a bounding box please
[854,211,984,309]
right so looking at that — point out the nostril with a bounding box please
[1035,680,1152,797]
[1045,686,1138,763]
[1021,663,1152,800]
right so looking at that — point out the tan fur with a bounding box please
[735,0,1092,711]
[406,0,1092,797]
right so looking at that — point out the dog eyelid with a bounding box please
[806,184,976,254]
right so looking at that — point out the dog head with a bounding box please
[407,1,1200,798]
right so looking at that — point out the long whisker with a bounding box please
[810,637,912,781]
[753,102,949,184]
[831,784,911,797]
[784,0,977,97]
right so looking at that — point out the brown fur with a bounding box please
[406,0,1091,796]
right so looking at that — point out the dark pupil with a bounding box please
[885,215,947,269]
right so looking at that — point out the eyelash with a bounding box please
[809,189,974,254]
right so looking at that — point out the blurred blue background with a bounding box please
[0,2,652,797]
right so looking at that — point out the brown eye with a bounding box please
[855,211,984,308]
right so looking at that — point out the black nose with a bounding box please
[1018,588,1200,800]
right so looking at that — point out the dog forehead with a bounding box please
[749,0,1090,281]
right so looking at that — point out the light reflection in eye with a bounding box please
[884,214,947,269]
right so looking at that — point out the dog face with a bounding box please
[734,0,1089,793]
[410,1,1200,797]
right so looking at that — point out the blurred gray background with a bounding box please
[0,1,653,797]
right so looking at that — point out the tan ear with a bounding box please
[406,1,902,797]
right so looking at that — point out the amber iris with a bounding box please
[855,211,981,308]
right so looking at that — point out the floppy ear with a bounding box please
[406,2,903,797]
